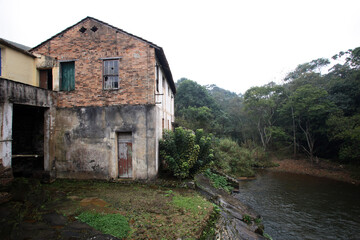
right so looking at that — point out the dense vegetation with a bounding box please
[171,47,360,172]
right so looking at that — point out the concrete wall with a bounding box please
[0,78,56,179]
[54,105,157,180]
[0,44,37,86]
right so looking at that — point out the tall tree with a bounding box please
[244,82,285,150]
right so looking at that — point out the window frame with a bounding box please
[102,58,120,90]
[59,60,75,91]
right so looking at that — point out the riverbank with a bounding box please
[269,158,360,185]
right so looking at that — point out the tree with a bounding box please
[285,85,334,161]
[327,112,360,164]
[244,82,285,150]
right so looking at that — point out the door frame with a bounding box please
[117,132,133,179]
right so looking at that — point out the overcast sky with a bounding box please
[1,0,359,94]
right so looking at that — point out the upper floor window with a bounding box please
[60,61,75,91]
[103,59,119,89]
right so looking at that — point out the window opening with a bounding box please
[60,61,75,91]
[79,27,87,33]
[103,59,119,89]
[91,26,98,32]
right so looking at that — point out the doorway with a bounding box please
[117,132,132,178]
[39,69,53,90]
[12,104,45,177]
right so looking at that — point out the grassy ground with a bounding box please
[42,179,214,239]
[269,158,360,185]
[0,178,214,239]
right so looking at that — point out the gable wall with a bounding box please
[31,18,156,108]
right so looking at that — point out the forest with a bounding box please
[165,47,360,178]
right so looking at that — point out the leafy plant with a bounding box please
[204,169,233,193]
[76,211,130,238]
[242,214,252,225]
[159,127,214,179]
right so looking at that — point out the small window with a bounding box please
[60,61,75,91]
[103,59,119,89]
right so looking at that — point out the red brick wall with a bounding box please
[32,18,156,108]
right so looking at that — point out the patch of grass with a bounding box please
[204,169,234,193]
[76,211,130,238]
[40,179,214,239]
[172,194,212,216]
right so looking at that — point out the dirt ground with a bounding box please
[269,158,359,185]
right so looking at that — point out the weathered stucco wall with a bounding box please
[0,78,56,179]
[54,105,157,180]
[0,45,37,86]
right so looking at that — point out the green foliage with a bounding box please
[327,112,360,163]
[204,169,234,193]
[212,138,256,177]
[175,46,360,166]
[191,129,214,174]
[199,204,220,240]
[242,214,252,225]
[159,127,213,179]
[77,211,130,238]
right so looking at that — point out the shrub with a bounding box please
[213,138,255,177]
[160,127,214,179]
[191,129,214,175]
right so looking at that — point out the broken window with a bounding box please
[60,61,75,91]
[103,59,119,89]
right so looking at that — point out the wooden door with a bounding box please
[118,138,132,178]
[39,70,48,89]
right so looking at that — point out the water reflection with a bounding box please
[235,171,360,240]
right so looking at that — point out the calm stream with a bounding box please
[234,171,360,240]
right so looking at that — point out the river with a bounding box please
[234,171,360,240]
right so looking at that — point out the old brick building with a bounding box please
[1,17,175,180]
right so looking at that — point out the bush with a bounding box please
[160,127,215,179]
[212,138,256,177]
[190,129,214,175]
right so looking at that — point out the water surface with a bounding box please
[235,171,360,240]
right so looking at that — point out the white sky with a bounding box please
[1,0,359,94]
